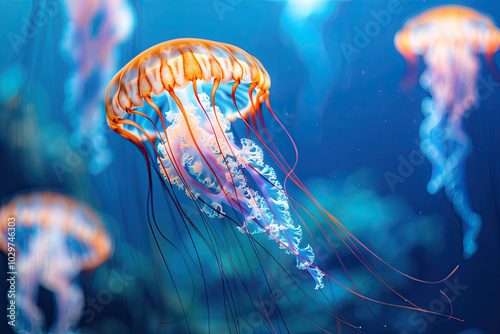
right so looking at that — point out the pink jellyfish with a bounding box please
[0,192,112,333]
[395,5,500,258]
[61,0,134,173]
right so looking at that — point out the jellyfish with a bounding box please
[105,38,460,332]
[0,192,112,333]
[60,0,134,174]
[106,38,325,290]
[279,0,340,138]
[394,5,500,259]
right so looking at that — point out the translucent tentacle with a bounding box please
[157,92,323,288]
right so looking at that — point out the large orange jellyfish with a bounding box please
[0,192,112,333]
[395,5,500,259]
[105,38,460,332]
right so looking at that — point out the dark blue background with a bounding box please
[0,1,499,333]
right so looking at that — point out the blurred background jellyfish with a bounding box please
[279,0,341,140]
[394,5,500,259]
[61,0,134,174]
[105,38,458,332]
[0,192,112,333]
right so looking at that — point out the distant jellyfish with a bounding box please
[280,0,340,139]
[0,192,112,333]
[395,5,500,258]
[61,0,134,174]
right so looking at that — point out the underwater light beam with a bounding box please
[279,0,340,139]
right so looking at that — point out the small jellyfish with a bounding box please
[395,5,500,258]
[0,192,112,333]
[60,0,134,174]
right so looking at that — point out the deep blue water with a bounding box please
[0,1,499,333]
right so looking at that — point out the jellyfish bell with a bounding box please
[395,5,500,259]
[395,6,500,56]
[395,5,500,84]
[0,192,112,269]
[0,192,112,333]
[106,39,270,136]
